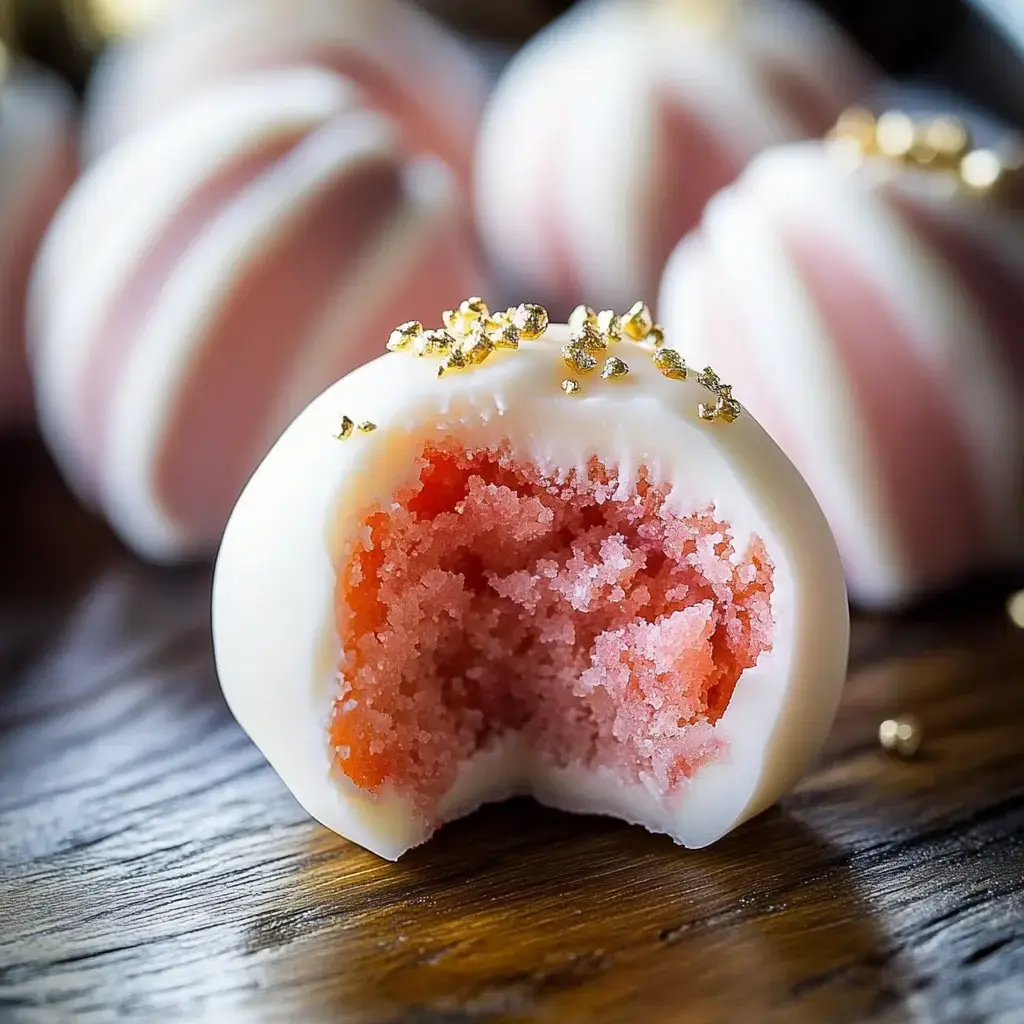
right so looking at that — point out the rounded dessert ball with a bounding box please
[474,0,872,313]
[84,0,485,183]
[0,57,76,430]
[212,301,849,860]
[29,67,488,562]
[658,138,1024,608]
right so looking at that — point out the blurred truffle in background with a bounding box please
[29,0,489,561]
[475,0,874,314]
[0,45,77,431]
[82,0,485,181]
[659,114,1024,607]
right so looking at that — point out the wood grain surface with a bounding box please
[1,437,1023,1024]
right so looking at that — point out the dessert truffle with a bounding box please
[213,299,849,859]
[659,117,1024,607]
[0,55,76,430]
[474,0,872,312]
[84,0,485,184]
[30,68,487,561]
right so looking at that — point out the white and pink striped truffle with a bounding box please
[83,0,486,184]
[212,308,849,859]
[474,0,872,314]
[659,142,1024,607]
[30,67,488,561]
[0,59,76,430]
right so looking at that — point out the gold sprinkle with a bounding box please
[601,356,630,379]
[698,392,742,424]
[460,296,489,319]
[561,343,598,374]
[386,320,423,351]
[561,378,582,395]
[441,308,460,332]
[879,715,922,758]
[512,302,548,340]
[437,348,469,376]
[463,331,495,365]
[490,321,521,349]
[697,366,722,394]
[653,347,687,380]
[416,328,455,356]
[961,149,1003,192]
[718,397,741,423]
[357,421,377,433]
[334,415,354,440]
[827,107,876,150]
[875,110,915,160]
[648,324,666,348]
[913,115,970,167]
[573,320,607,351]
[568,304,598,335]
[597,309,623,343]
[1007,589,1024,628]
[623,301,654,340]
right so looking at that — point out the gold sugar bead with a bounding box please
[357,421,377,433]
[961,149,1003,193]
[828,107,876,150]
[875,111,915,160]
[417,329,456,356]
[879,715,922,758]
[653,347,687,380]
[1007,589,1024,629]
[597,309,623,343]
[562,344,598,374]
[623,301,654,340]
[913,116,970,167]
[648,324,666,348]
[568,304,598,336]
[334,416,355,440]
[601,356,630,379]
[561,378,582,396]
[512,303,549,340]
[386,320,423,351]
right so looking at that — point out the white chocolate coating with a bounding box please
[84,0,485,182]
[212,321,849,859]
[659,142,1024,607]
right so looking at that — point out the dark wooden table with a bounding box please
[2,437,1023,1024]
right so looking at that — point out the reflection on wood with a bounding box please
[1,438,1022,1023]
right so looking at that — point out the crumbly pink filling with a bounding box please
[330,439,774,815]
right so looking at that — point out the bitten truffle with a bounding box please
[213,300,849,859]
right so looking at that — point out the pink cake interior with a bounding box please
[331,438,774,816]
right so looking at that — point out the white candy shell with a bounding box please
[84,0,485,183]
[0,65,76,429]
[212,322,849,860]
[659,142,1024,607]
[30,68,488,561]
[475,0,871,313]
